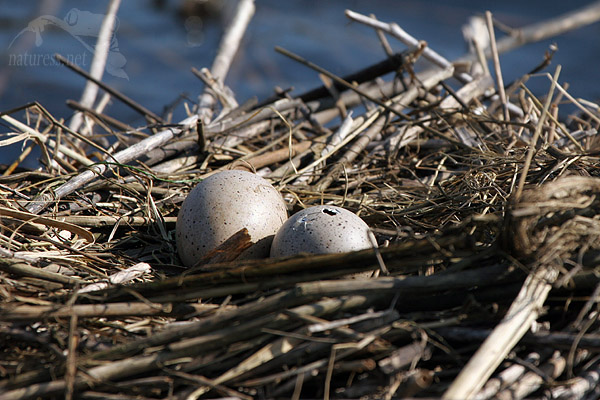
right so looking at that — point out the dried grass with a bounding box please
[2,6,600,400]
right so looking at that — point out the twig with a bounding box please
[65,313,79,400]
[2,114,95,166]
[373,13,395,57]
[69,0,122,133]
[0,302,226,321]
[66,100,135,133]
[24,114,197,214]
[316,65,455,191]
[55,54,163,124]
[514,65,561,201]
[495,352,565,399]
[51,215,176,228]
[442,264,559,399]
[345,9,471,83]
[485,11,510,124]
[275,46,415,121]
[197,0,255,123]
[474,352,545,400]
[0,257,85,286]
[490,1,600,57]
[297,52,405,103]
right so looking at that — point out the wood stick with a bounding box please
[316,65,454,191]
[550,364,600,398]
[24,114,197,214]
[165,370,253,400]
[0,302,224,321]
[197,0,255,123]
[308,79,394,122]
[0,257,85,286]
[442,264,559,399]
[87,289,311,361]
[440,326,600,352]
[345,5,600,119]
[489,1,600,57]
[474,352,545,400]
[68,0,122,133]
[485,11,510,123]
[65,313,78,400]
[55,54,163,124]
[92,262,511,363]
[275,46,413,121]
[378,342,431,374]
[514,65,560,201]
[192,67,239,110]
[233,140,312,172]
[345,9,472,83]
[66,100,135,133]
[296,52,404,103]
[55,215,177,228]
[495,352,565,399]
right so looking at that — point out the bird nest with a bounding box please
[1,5,600,400]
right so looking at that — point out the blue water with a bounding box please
[0,0,599,167]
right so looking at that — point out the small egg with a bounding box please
[177,170,288,267]
[270,205,372,257]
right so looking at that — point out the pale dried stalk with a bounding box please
[442,265,559,399]
[345,9,526,119]
[346,5,600,118]
[474,352,543,400]
[2,115,94,166]
[78,262,151,293]
[515,65,560,201]
[25,114,198,214]
[491,1,600,56]
[550,366,600,399]
[0,257,85,285]
[57,215,177,228]
[317,65,456,191]
[485,11,510,123]
[345,9,472,83]
[69,0,122,133]
[197,0,255,123]
[494,352,565,399]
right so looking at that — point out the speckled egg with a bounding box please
[177,170,288,267]
[270,205,372,257]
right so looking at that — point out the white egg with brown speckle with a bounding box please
[270,205,372,257]
[177,170,288,267]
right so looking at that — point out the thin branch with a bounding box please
[69,0,122,133]
[197,0,255,123]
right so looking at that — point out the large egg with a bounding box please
[270,205,372,257]
[177,170,288,267]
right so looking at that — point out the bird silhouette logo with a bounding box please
[9,8,128,79]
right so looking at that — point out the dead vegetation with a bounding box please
[2,1,600,399]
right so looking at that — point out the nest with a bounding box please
[2,5,600,400]
[508,177,600,264]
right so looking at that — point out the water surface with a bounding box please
[0,0,598,166]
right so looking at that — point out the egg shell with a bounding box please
[270,205,372,257]
[177,170,288,267]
